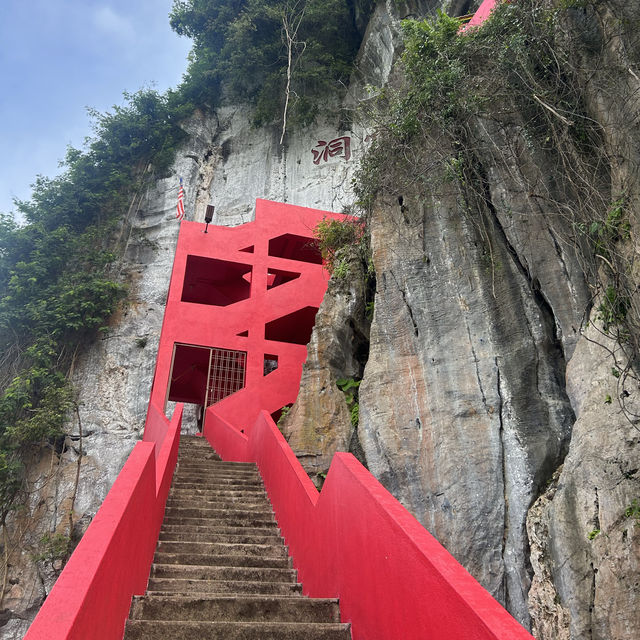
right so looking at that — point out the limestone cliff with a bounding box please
[287,1,640,639]
[4,2,640,639]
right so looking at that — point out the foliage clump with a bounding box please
[170,0,375,128]
[354,0,640,403]
[0,87,190,527]
[314,217,366,278]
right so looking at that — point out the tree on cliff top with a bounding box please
[170,0,373,129]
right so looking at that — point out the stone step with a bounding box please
[146,578,302,596]
[156,541,288,558]
[177,452,221,460]
[172,475,262,482]
[152,552,291,569]
[130,594,339,622]
[151,564,297,583]
[172,476,264,487]
[175,467,260,478]
[176,458,255,469]
[164,498,272,512]
[177,460,255,471]
[160,523,279,537]
[165,498,271,511]
[162,513,276,528]
[124,620,352,639]
[164,505,275,520]
[159,531,281,545]
[169,488,268,500]
[177,462,258,472]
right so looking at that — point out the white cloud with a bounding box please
[93,6,136,42]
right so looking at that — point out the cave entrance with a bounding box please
[166,343,247,411]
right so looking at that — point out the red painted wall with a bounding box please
[148,199,346,434]
[24,404,183,640]
[204,408,535,640]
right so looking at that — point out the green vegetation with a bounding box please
[277,405,292,431]
[314,217,365,278]
[354,0,640,408]
[587,528,601,540]
[0,88,191,526]
[170,0,374,129]
[32,533,71,565]
[336,377,361,427]
[624,499,640,525]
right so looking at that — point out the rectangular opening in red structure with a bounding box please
[181,255,252,306]
[168,344,247,406]
[265,307,320,345]
[168,344,210,404]
[268,234,323,264]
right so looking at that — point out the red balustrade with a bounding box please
[204,408,535,640]
[24,404,183,640]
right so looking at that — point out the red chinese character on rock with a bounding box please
[311,136,351,164]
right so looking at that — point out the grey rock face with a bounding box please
[358,191,575,626]
[280,256,370,486]
[529,323,640,640]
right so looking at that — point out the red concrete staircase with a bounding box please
[123,435,351,639]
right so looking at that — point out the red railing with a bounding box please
[205,408,534,640]
[24,403,183,640]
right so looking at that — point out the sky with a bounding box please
[0,0,192,216]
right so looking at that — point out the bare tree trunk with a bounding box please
[67,403,83,556]
[280,1,307,145]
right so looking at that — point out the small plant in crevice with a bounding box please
[624,499,640,526]
[336,377,361,428]
[32,532,71,566]
[314,218,366,279]
[597,286,630,335]
[276,405,292,433]
[587,528,601,540]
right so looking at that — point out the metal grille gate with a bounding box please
[205,347,247,407]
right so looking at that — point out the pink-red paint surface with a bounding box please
[149,198,346,433]
[205,408,535,640]
[24,404,183,640]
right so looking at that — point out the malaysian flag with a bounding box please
[176,178,185,220]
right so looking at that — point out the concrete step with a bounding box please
[169,488,268,500]
[156,541,288,558]
[160,523,279,537]
[152,552,291,569]
[130,594,339,622]
[163,513,276,528]
[164,498,272,512]
[172,476,264,487]
[165,498,271,512]
[177,462,259,472]
[146,578,302,596]
[159,531,281,545]
[175,467,260,478]
[124,620,352,639]
[164,505,275,521]
[173,480,263,489]
[176,458,255,470]
[151,564,297,583]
